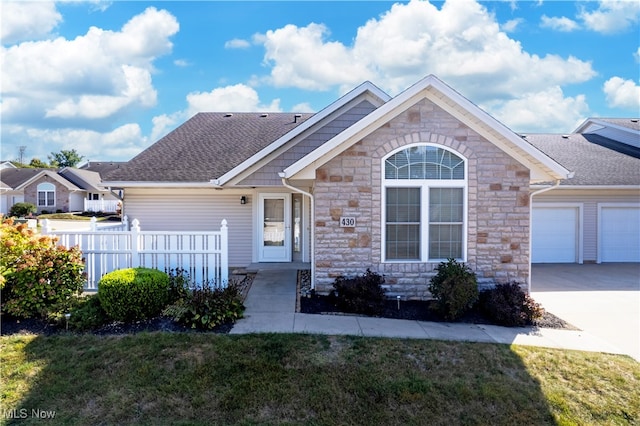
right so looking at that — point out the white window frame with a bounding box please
[37,182,56,207]
[382,143,468,263]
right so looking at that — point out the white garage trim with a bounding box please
[532,203,583,264]
[597,203,640,263]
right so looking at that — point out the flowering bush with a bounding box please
[1,218,86,318]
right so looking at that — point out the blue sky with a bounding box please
[1,0,639,163]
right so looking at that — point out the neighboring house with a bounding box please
[526,118,640,264]
[104,75,578,296]
[1,161,18,170]
[0,165,122,215]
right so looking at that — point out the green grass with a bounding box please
[1,333,638,425]
[37,213,115,221]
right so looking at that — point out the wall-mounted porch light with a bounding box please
[240,196,247,205]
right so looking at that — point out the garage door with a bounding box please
[532,207,578,263]
[600,207,640,262]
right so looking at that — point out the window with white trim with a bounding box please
[383,145,466,261]
[37,182,55,207]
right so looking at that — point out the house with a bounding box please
[105,74,590,297]
[0,163,124,215]
[526,118,640,264]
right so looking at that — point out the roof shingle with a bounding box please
[525,134,640,186]
[105,112,313,182]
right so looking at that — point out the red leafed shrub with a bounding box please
[1,218,85,318]
[479,282,544,327]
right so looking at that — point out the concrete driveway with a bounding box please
[531,263,640,361]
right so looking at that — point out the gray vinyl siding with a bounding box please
[239,100,377,186]
[534,189,639,262]
[123,188,253,267]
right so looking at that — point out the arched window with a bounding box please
[383,144,466,262]
[37,182,55,207]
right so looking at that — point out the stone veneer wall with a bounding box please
[24,177,71,213]
[313,99,531,299]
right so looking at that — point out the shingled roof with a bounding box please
[0,168,58,188]
[104,112,313,182]
[525,133,640,186]
[594,118,640,132]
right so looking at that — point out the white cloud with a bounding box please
[0,5,178,161]
[225,38,251,49]
[174,59,190,67]
[0,1,62,45]
[501,18,523,33]
[255,0,595,96]
[291,102,315,113]
[579,0,640,34]
[150,112,185,142]
[603,77,640,110]
[18,123,147,162]
[635,47,640,62]
[251,0,597,132]
[255,23,374,90]
[45,65,156,119]
[540,15,580,32]
[1,7,178,123]
[487,86,590,133]
[186,84,282,116]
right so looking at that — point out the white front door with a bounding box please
[258,193,291,262]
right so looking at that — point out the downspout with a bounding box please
[528,179,561,293]
[280,176,315,290]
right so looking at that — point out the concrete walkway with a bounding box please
[231,267,636,361]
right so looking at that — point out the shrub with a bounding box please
[1,218,85,318]
[98,268,170,322]
[163,280,245,329]
[166,268,191,304]
[68,295,109,331]
[332,269,386,316]
[479,282,544,327]
[428,259,478,321]
[9,202,36,217]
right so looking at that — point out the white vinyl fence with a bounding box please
[41,217,229,290]
[84,199,121,213]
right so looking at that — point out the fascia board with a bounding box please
[214,81,391,186]
[575,118,640,135]
[282,80,427,179]
[531,184,640,191]
[101,181,216,188]
[284,75,571,181]
[15,170,81,191]
[425,82,572,181]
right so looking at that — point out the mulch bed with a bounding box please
[1,273,255,337]
[299,294,576,329]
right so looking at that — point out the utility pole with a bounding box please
[18,146,26,165]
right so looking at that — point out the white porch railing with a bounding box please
[84,199,120,213]
[41,218,229,290]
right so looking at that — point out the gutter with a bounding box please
[528,179,561,292]
[280,175,315,290]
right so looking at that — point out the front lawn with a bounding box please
[1,333,638,425]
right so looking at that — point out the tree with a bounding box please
[48,149,84,168]
[29,158,50,168]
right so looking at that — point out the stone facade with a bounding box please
[313,99,531,298]
[24,177,71,213]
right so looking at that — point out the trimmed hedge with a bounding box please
[98,268,170,322]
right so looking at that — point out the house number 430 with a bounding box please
[340,217,356,227]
